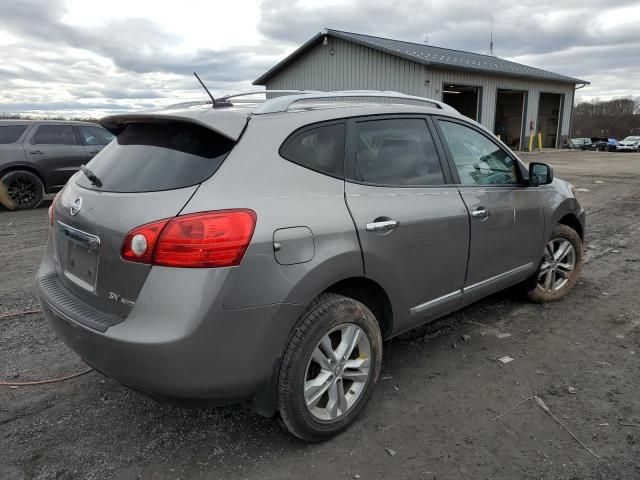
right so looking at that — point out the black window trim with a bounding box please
[344,113,455,189]
[30,123,81,146]
[431,115,529,188]
[278,119,347,181]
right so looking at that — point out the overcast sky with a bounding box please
[1,0,638,118]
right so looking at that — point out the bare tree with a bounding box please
[0,113,99,123]
[571,97,640,139]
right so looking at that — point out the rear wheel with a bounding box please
[277,293,382,441]
[525,224,583,303]
[0,170,44,210]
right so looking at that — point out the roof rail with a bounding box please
[164,100,212,109]
[218,90,322,101]
[252,90,457,114]
[164,91,321,110]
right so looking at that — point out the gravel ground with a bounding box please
[1,150,639,479]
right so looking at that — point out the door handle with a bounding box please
[471,207,490,220]
[29,150,44,155]
[366,219,399,232]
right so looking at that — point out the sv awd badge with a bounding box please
[107,291,135,307]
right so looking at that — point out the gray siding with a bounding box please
[265,37,575,144]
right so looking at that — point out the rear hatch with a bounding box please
[51,119,238,317]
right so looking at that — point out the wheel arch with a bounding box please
[0,163,49,192]
[558,213,584,240]
[322,276,394,339]
[252,275,394,418]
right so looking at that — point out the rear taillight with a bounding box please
[48,193,60,225]
[121,210,257,268]
[121,218,170,264]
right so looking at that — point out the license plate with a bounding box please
[56,222,101,293]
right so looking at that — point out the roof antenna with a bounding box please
[193,72,215,105]
[488,17,496,56]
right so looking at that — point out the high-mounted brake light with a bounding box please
[121,210,256,268]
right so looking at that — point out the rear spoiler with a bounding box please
[100,108,249,141]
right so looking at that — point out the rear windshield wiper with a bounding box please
[80,165,102,187]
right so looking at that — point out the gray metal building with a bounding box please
[254,29,589,150]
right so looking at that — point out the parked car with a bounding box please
[616,136,640,152]
[569,137,593,150]
[37,91,585,441]
[589,137,617,152]
[0,120,114,210]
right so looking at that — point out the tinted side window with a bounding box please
[0,125,28,144]
[439,121,518,185]
[350,118,444,186]
[33,125,77,145]
[280,123,345,177]
[78,125,115,146]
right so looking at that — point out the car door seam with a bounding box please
[343,189,366,275]
[456,187,473,285]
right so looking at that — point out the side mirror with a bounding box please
[529,162,553,186]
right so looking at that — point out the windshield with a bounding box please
[622,136,640,142]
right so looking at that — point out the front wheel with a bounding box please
[277,293,382,441]
[525,224,583,303]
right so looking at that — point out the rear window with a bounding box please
[78,125,115,146]
[75,122,234,193]
[0,125,28,144]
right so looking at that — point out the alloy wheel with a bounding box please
[7,175,39,206]
[538,238,576,292]
[304,323,372,421]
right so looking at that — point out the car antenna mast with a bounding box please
[193,72,216,105]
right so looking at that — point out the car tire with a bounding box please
[525,224,583,303]
[0,170,45,210]
[277,293,382,441]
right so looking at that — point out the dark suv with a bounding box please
[0,120,114,210]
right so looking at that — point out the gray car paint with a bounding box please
[52,182,199,317]
[0,120,111,192]
[37,100,585,415]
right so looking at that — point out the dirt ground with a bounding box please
[1,150,639,480]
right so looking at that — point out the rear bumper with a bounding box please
[37,248,304,403]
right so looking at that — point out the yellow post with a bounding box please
[537,132,543,151]
[528,134,534,152]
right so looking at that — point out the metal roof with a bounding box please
[254,29,589,86]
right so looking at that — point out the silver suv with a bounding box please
[37,91,585,440]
